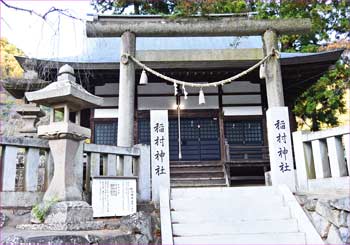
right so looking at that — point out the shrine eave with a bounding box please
[13,49,343,103]
[15,49,343,73]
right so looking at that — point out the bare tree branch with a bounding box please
[0,0,83,21]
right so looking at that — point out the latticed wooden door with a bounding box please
[224,120,264,159]
[138,117,220,161]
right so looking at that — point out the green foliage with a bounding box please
[0,38,25,78]
[173,0,249,16]
[91,0,175,15]
[253,0,350,52]
[293,62,350,131]
[32,198,59,223]
[251,1,350,130]
[0,38,25,132]
[91,0,251,15]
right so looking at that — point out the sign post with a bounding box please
[150,110,170,203]
[92,176,137,217]
[266,107,296,192]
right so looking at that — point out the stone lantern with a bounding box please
[26,64,103,202]
[25,65,103,227]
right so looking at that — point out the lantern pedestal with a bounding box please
[43,138,82,202]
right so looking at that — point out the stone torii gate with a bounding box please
[86,15,311,146]
[86,15,311,180]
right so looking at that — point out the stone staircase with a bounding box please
[160,185,323,244]
[170,161,227,188]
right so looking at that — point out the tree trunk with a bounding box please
[134,2,140,14]
[311,114,319,131]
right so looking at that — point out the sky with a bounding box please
[0,1,264,63]
[0,0,94,59]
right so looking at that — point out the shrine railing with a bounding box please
[292,126,350,192]
[0,136,51,207]
[0,136,151,207]
[83,143,151,202]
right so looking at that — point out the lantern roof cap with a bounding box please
[25,64,103,111]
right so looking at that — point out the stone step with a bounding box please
[170,171,224,179]
[171,161,222,165]
[172,219,299,237]
[171,177,226,187]
[171,182,227,188]
[171,173,225,178]
[170,163,222,167]
[173,232,306,245]
[171,177,225,181]
[170,171,224,178]
[171,206,291,223]
[166,186,323,245]
[170,165,223,172]
[171,186,279,199]
[170,196,285,211]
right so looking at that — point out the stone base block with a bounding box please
[17,221,105,231]
[0,192,44,208]
[44,201,93,224]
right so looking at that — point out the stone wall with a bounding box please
[297,193,350,244]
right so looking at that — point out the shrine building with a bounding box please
[13,14,343,187]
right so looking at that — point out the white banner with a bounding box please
[266,107,296,192]
[150,110,170,202]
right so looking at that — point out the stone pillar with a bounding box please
[117,31,136,147]
[263,29,285,107]
[266,107,296,192]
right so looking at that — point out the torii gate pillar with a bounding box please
[263,29,285,107]
[117,32,136,147]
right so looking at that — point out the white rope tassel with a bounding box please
[199,88,205,105]
[259,63,265,79]
[140,69,148,85]
[182,84,188,100]
[174,83,178,96]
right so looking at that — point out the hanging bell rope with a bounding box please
[126,49,279,88]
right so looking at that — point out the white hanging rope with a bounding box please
[177,103,182,159]
[125,49,279,88]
